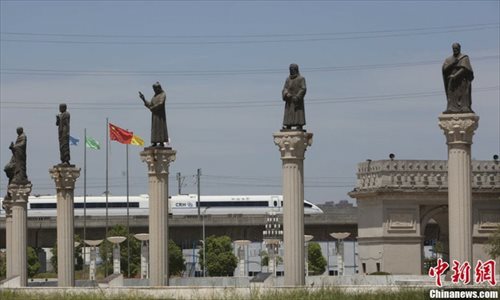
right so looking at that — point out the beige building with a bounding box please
[349,159,500,275]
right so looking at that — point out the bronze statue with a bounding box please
[442,43,474,114]
[282,64,306,130]
[56,103,70,164]
[4,135,16,200]
[139,82,168,147]
[6,127,28,185]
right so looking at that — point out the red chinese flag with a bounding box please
[109,123,133,144]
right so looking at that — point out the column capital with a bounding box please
[2,197,13,216]
[8,182,32,204]
[438,113,479,145]
[49,165,81,190]
[273,130,313,160]
[140,147,176,175]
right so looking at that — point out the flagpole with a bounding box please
[105,118,109,277]
[126,143,130,278]
[83,128,87,270]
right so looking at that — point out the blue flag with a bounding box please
[69,135,80,146]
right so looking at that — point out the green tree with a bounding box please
[0,251,6,279]
[168,240,185,276]
[99,225,141,277]
[260,250,283,266]
[198,235,237,277]
[50,234,84,272]
[308,242,327,275]
[27,247,41,278]
[487,225,500,259]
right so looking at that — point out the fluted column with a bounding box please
[49,165,80,287]
[273,130,313,286]
[3,198,13,279]
[439,113,479,265]
[140,147,176,286]
[8,183,32,286]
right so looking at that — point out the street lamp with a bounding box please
[107,236,127,275]
[84,239,103,281]
[134,233,150,279]
[304,235,314,277]
[330,232,351,276]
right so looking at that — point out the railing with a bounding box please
[352,160,499,191]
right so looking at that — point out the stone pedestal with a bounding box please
[3,198,13,279]
[439,113,479,265]
[7,183,32,286]
[140,147,176,286]
[49,165,80,287]
[273,130,313,286]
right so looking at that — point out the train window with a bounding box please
[273,201,277,207]
[197,201,268,207]
[75,202,139,209]
[304,203,313,208]
[30,203,56,209]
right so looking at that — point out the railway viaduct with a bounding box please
[0,203,375,249]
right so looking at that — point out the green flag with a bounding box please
[85,137,101,150]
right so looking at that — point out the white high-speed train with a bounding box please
[0,194,323,217]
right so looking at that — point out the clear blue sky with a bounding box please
[1,1,499,204]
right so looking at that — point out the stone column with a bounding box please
[49,165,80,287]
[8,183,32,286]
[439,113,479,265]
[140,147,176,286]
[273,130,313,286]
[3,198,13,279]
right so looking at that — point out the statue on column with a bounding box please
[56,103,71,165]
[442,43,474,114]
[3,137,16,200]
[3,127,28,200]
[282,64,306,130]
[139,82,169,147]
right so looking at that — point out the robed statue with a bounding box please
[4,127,28,188]
[56,103,71,164]
[282,64,306,130]
[442,43,474,114]
[139,82,169,147]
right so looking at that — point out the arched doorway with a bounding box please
[421,205,449,274]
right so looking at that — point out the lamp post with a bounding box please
[201,207,209,277]
[107,236,127,275]
[304,235,314,277]
[134,233,150,279]
[330,232,350,276]
[84,240,103,281]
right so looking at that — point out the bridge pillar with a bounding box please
[273,130,313,286]
[49,165,80,287]
[8,182,32,286]
[140,147,176,286]
[439,113,479,266]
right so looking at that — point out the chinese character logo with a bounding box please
[429,258,449,287]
